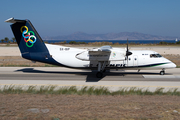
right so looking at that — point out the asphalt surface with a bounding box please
[0,67,180,91]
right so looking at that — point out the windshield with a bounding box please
[150,54,162,58]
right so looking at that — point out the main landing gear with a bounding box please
[96,72,103,78]
[96,61,107,78]
[160,69,165,75]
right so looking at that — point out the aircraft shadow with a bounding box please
[15,68,173,82]
[15,68,90,75]
[15,68,103,82]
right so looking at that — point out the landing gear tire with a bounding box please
[160,71,165,75]
[96,72,103,78]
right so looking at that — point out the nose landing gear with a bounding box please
[160,69,165,75]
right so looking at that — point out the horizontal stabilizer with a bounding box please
[5,18,26,23]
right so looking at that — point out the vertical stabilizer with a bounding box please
[9,18,48,53]
[5,18,56,64]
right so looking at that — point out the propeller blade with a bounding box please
[127,56,128,66]
[127,38,129,53]
[126,38,132,66]
[126,38,132,56]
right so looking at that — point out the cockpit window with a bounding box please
[150,54,162,58]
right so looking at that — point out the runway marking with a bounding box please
[0,84,180,88]
[143,75,180,78]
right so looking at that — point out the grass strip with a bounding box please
[0,85,180,96]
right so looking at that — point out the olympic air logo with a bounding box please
[21,26,37,47]
[113,52,116,57]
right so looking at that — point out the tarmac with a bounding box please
[0,46,180,91]
[0,67,180,91]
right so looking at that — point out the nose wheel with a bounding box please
[160,70,165,75]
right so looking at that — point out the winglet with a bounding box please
[5,17,25,23]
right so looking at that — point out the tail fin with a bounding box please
[5,18,52,63]
[5,18,48,53]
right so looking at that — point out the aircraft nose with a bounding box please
[169,62,176,68]
[172,62,176,68]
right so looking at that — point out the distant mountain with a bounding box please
[44,32,177,40]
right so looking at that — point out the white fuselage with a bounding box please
[46,44,176,70]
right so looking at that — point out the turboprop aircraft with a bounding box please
[5,18,176,78]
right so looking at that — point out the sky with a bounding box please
[1,0,180,39]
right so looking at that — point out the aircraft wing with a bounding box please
[98,45,112,52]
[88,45,111,55]
[76,45,126,61]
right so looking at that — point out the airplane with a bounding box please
[5,18,176,78]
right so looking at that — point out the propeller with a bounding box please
[126,38,132,66]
